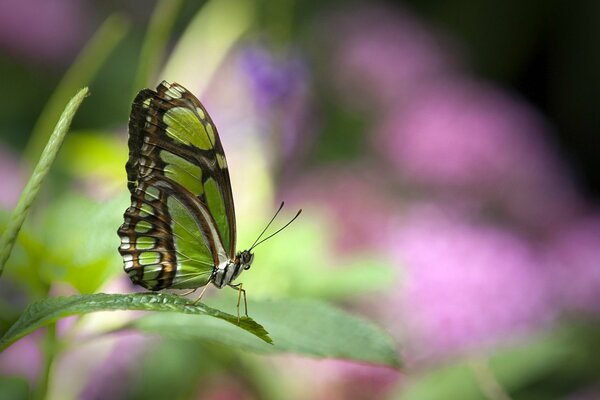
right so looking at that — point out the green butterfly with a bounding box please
[117,81,299,314]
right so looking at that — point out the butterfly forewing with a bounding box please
[118,81,237,290]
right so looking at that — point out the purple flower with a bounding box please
[386,204,553,359]
[0,0,90,64]
[0,332,42,384]
[545,214,600,315]
[238,45,312,161]
[78,332,149,400]
[239,45,308,109]
[376,79,582,230]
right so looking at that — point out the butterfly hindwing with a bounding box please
[118,81,236,290]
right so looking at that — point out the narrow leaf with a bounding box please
[161,0,255,94]
[0,293,271,351]
[0,87,89,275]
[133,0,184,92]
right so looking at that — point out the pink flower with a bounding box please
[0,332,42,384]
[546,214,600,315]
[388,205,553,359]
[327,4,458,109]
[0,0,90,64]
[377,79,582,230]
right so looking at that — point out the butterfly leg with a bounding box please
[229,283,248,323]
[191,283,211,305]
[179,288,197,296]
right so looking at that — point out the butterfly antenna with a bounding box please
[250,208,302,250]
[249,202,285,250]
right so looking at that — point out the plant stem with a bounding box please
[469,357,512,400]
[34,323,58,400]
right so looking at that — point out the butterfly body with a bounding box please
[117,81,252,293]
[212,250,254,288]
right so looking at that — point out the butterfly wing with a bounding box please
[118,81,236,290]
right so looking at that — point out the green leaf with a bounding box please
[133,297,402,368]
[0,87,89,276]
[396,322,600,399]
[133,0,184,92]
[38,193,127,293]
[0,293,271,351]
[57,130,126,183]
[0,377,29,400]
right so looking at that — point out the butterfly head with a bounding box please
[237,250,254,270]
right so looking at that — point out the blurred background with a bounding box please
[1,0,599,399]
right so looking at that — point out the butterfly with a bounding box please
[117,81,300,316]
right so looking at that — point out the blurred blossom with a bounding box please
[388,205,552,358]
[327,4,458,109]
[0,332,42,384]
[79,332,149,400]
[271,356,399,400]
[0,145,27,209]
[0,0,90,64]
[546,214,600,315]
[196,376,252,400]
[238,45,312,162]
[281,168,398,253]
[377,80,582,230]
[240,45,308,109]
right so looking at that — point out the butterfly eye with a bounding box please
[241,252,254,268]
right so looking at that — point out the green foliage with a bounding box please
[396,322,600,399]
[0,88,89,275]
[133,297,401,368]
[0,293,271,350]
[0,377,29,400]
[0,293,400,368]
[241,217,395,300]
[57,131,127,184]
[37,194,125,293]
